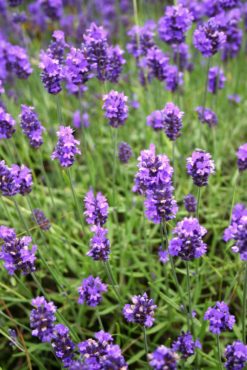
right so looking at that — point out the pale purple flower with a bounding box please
[148,345,178,370]
[30,296,56,342]
[20,105,45,148]
[196,107,218,128]
[78,275,107,306]
[102,90,128,128]
[51,126,81,167]
[0,106,16,139]
[172,331,201,359]
[39,51,63,95]
[225,340,247,370]
[237,143,247,172]
[123,292,157,327]
[208,66,226,94]
[186,149,215,187]
[84,188,109,227]
[106,45,126,83]
[146,110,165,131]
[204,301,235,334]
[146,46,169,81]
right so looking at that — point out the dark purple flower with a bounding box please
[148,345,178,370]
[221,21,242,62]
[40,0,63,20]
[158,5,192,45]
[163,102,183,141]
[193,18,226,57]
[32,209,51,231]
[127,23,155,58]
[106,45,125,83]
[10,164,33,195]
[223,204,247,242]
[186,149,215,187]
[123,292,157,327]
[146,110,165,131]
[12,11,27,24]
[51,324,75,368]
[164,65,183,92]
[146,46,169,81]
[51,126,81,167]
[0,161,19,196]
[208,66,226,94]
[88,226,110,261]
[228,94,241,104]
[39,51,63,95]
[0,226,37,275]
[168,217,207,260]
[47,30,67,63]
[84,188,108,227]
[0,107,16,139]
[196,107,218,128]
[237,144,247,172]
[219,0,240,10]
[225,340,247,370]
[172,43,191,71]
[8,0,22,7]
[184,194,197,213]
[30,296,56,342]
[178,0,203,22]
[204,301,235,334]
[172,331,201,359]
[65,47,91,87]
[102,90,128,128]
[20,105,44,148]
[118,142,132,164]
[158,247,169,264]
[78,275,107,307]
[202,0,222,17]
[6,44,32,79]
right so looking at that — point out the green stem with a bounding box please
[112,128,118,207]
[242,262,247,343]
[13,199,29,234]
[104,261,122,304]
[196,187,201,220]
[56,95,63,124]
[38,151,55,209]
[67,168,84,231]
[143,326,149,360]
[200,57,211,145]
[96,308,104,331]
[229,172,238,223]
[216,335,223,370]
[186,262,194,334]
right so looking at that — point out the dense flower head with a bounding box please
[172,331,201,359]
[146,46,169,81]
[219,0,240,10]
[78,330,128,369]
[203,0,222,17]
[146,110,165,131]
[10,164,33,195]
[20,105,44,148]
[193,18,226,57]
[168,217,207,260]
[0,226,37,275]
[102,90,128,128]
[196,107,218,128]
[65,47,91,87]
[39,0,63,20]
[32,209,51,231]
[30,296,57,342]
[51,126,81,167]
[88,226,110,261]
[73,111,90,129]
[83,23,108,81]
[118,141,133,164]
[172,43,191,71]
[0,161,19,196]
[51,324,75,368]
[40,51,63,95]
[184,194,197,213]
[164,65,183,92]
[221,21,242,62]
[178,0,203,22]
[204,301,235,334]
[228,94,241,104]
[224,203,247,240]
[237,143,247,172]
[105,45,125,83]
[8,0,22,7]
[84,188,109,227]
[186,149,215,187]
[158,247,169,264]
[158,5,192,45]
[208,66,226,94]
[163,102,183,141]
[127,23,155,58]
[225,340,247,370]
[148,345,178,370]
[5,44,32,79]
[123,292,157,327]
[0,106,16,139]
[78,275,107,306]
[47,30,67,63]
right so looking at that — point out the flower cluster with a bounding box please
[51,126,81,167]
[168,217,207,260]
[158,5,192,45]
[219,0,240,10]
[146,110,165,131]
[204,302,235,334]
[64,47,91,90]
[47,30,67,64]
[73,111,90,129]
[0,161,33,197]
[32,209,51,231]
[105,45,126,83]
[123,292,157,327]
[148,345,179,370]
[88,226,111,261]
[0,107,16,139]
[30,296,57,342]
[172,43,191,71]
[118,142,133,164]
[146,46,169,81]
[172,331,201,359]
[78,275,107,306]
[51,324,75,368]
[165,64,183,92]
[196,107,218,128]
[39,0,63,20]
[127,22,155,58]
[102,90,128,128]
[0,41,32,80]
[0,226,37,275]
[236,143,247,172]
[39,51,63,95]
[220,18,242,62]
[186,149,215,187]
[184,194,197,213]
[224,340,247,370]
[208,67,226,94]
[20,105,45,148]
[163,102,183,141]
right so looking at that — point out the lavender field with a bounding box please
[0,0,247,369]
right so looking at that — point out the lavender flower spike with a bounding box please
[186,149,215,187]
[123,292,157,327]
[118,142,133,164]
[172,331,201,359]
[51,324,75,368]
[208,67,226,94]
[78,275,107,306]
[51,126,81,167]
[84,188,109,227]
[0,107,16,139]
[163,102,183,141]
[225,340,247,370]
[204,301,235,334]
[102,90,128,128]
[30,296,57,342]
[20,105,45,148]
[237,143,247,172]
[184,194,197,213]
[148,345,179,369]
[196,107,218,128]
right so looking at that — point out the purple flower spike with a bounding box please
[118,142,133,164]
[123,292,157,327]
[11,164,33,195]
[158,247,169,264]
[184,194,197,213]
[102,90,128,128]
[40,0,63,20]
[196,107,218,128]
[47,30,67,63]
[127,23,155,58]
[237,143,247,172]
[204,301,235,334]
[73,111,90,129]
[88,226,110,261]
[219,0,240,10]
[78,275,107,307]
[20,105,45,148]
[208,67,226,94]
[84,188,109,227]
[172,43,191,71]
[193,18,226,57]
[158,5,192,45]
[32,209,51,231]
[0,226,37,275]
[0,107,16,139]
[168,217,207,260]
[146,110,165,131]
[164,65,183,92]
[186,149,215,187]
[65,47,91,87]
[148,345,178,370]
[51,126,81,167]
[51,324,75,368]
[106,45,126,83]
[0,161,19,196]
[146,46,169,81]
[163,102,183,141]
[172,331,201,359]
[39,51,63,95]
[225,340,247,370]
[30,296,56,342]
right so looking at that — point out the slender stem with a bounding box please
[216,335,223,370]
[202,58,211,114]
[56,95,63,124]
[38,151,55,208]
[186,262,194,334]
[143,326,149,360]
[96,308,104,331]
[112,129,118,207]
[196,187,201,220]
[67,168,84,231]
[229,172,238,223]
[242,262,247,343]
[13,199,29,234]
[172,141,176,184]
[104,261,122,304]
